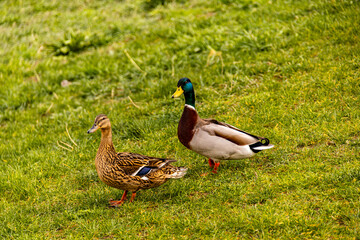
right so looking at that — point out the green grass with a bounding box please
[1,0,360,238]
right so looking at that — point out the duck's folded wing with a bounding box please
[117,152,176,165]
[202,119,260,146]
[111,169,154,187]
[115,152,176,175]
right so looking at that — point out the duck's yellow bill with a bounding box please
[172,87,184,98]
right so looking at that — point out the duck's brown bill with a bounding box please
[87,124,99,134]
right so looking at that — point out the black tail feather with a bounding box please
[249,138,271,153]
[249,142,263,153]
[260,138,270,145]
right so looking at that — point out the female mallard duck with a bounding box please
[87,114,187,207]
[172,77,274,174]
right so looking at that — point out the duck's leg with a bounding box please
[212,162,220,174]
[208,158,215,168]
[129,192,137,203]
[200,159,217,176]
[109,190,128,207]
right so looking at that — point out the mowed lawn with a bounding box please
[1,0,360,238]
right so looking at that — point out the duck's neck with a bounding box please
[178,105,199,149]
[97,128,116,157]
[184,88,196,108]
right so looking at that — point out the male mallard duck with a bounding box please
[87,114,187,206]
[172,77,274,174]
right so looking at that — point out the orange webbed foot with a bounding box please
[212,162,220,174]
[109,200,126,207]
[109,190,128,207]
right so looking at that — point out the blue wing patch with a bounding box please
[136,167,153,176]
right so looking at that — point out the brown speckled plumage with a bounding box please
[88,114,187,206]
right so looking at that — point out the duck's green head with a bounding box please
[172,77,195,107]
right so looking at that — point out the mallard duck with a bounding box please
[87,114,187,206]
[172,77,274,174]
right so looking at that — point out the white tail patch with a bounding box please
[252,144,275,151]
[167,167,188,179]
